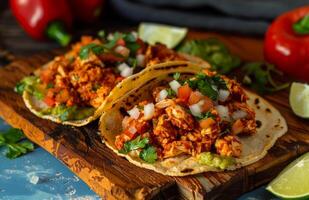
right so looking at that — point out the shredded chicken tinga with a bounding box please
[18,32,204,125]
[99,62,287,176]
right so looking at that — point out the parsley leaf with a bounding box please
[0,128,35,159]
[177,38,241,74]
[119,136,149,154]
[139,146,157,163]
[242,62,290,94]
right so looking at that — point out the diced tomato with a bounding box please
[199,118,216,129]
[201,96,214,112]
[178,84,192,102]
[116,38,126,46]
[232,119,244,135]
[188,91,203,105]
[123,128,136,139]
[44,96,55,106]
[136,38,147,54]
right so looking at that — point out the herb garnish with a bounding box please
[166,88,176,98]
[119,136,149,154]
[139,146,157,163]
[242,62,290,94]
[173,72,181,80]
[0,128,35,159]
[195,111,215,120]
[119,136,157,163]
[79,43,105,60]
[187,73,227,100]
[177,38,241,74]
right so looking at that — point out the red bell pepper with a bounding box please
[264,6,309,82]
[67,0,104,23]
[10,0,73,46]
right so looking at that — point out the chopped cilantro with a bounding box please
[187,73,227,100]
[139,146,157,163]
[173,72,181,80]
[79,43,105,60]
[195,111,215,120]
[119,136,149,154]
[166,88,176,98]
[0,128,35,159]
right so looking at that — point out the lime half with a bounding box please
[289,82,309,118]
[138,23,188,48]
[267,152,309,199]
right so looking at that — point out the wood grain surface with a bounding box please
[0,31,308,200]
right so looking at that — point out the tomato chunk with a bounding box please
[188,91,203,105]
[178,84,192,102]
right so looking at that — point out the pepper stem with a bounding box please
[293,15,309,35]
[46,21,71,46]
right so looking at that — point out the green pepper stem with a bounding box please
[46,21,71,46]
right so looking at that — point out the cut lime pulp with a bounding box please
[138,22,188,49]
[267,152,309,199]
[289,82,309,118]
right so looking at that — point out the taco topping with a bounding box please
[115,70,257,166]
[16,31,186,122]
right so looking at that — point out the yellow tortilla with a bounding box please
[99,61,288,176]
[22,55,210,126]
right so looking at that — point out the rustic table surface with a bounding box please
[0,2,306,200]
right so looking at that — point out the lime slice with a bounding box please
[289,82,309,118]
[267,152,309,199]
[138,23,188,48]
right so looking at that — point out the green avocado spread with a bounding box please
[197,152,235,170]
[40,105,95,121]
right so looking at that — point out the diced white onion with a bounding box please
[136,54,145,67]
[158,89,168,102]
[128,126,137,134]
[218,89,230,102]
[189,102,202,117]
[114,45,130,57]
[216,105,230,121]
[127,106,140,119]
[232,110,247,120]
[144,103,155,120]
[117,63,129,71]
[169,80,181,94]
[120,66,134,77]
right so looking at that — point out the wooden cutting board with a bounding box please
[0,31,308,200]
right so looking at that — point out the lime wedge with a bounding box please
[138,23,188,48]
[289,82,309,118]
[267,152,309,199]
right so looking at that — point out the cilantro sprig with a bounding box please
[119,136,157,163]
[195,111,215,121]
[242,62,290,94]
[0,128,35,159]
[119,136,149,154]
[177,38,241,74]
[186,73,227,100]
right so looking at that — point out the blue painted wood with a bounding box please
[0,118,100,200]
